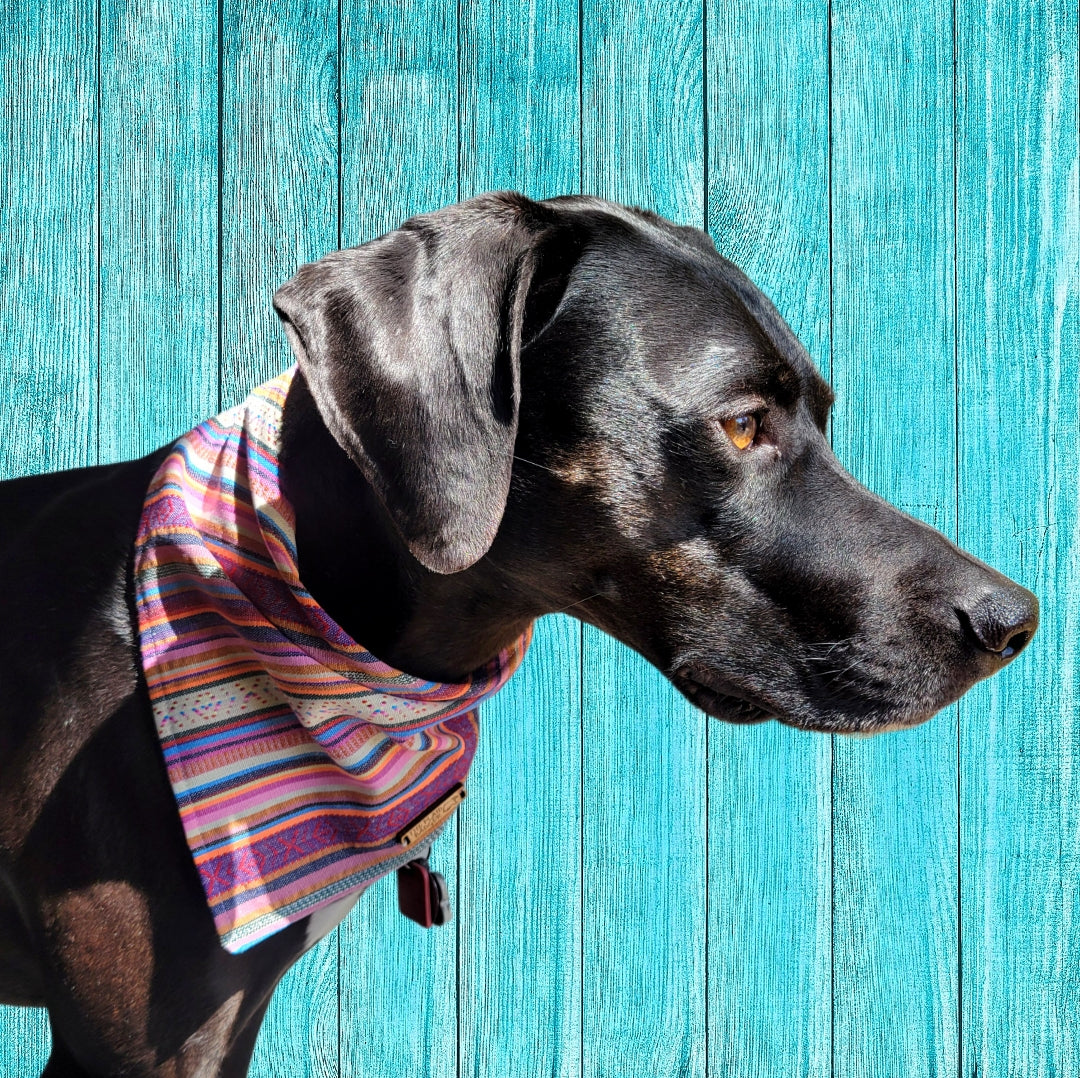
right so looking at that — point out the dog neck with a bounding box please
[277,371,536,683]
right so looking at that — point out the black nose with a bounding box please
[961,586,1039,658]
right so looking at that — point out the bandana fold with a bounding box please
[134,365,530,952]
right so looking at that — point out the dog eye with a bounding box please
[720,414,758,450]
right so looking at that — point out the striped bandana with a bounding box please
[133,365,530,953]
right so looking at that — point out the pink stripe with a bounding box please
[133,366,528,951]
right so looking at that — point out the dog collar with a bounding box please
[133,365,530,953]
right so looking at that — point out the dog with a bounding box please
[0,192,1037,1076]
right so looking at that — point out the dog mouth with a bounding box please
[671,664,774,724]
[672,661,933,733]
[670,655,964,734]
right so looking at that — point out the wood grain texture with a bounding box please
[1,3,1078,1074]
[0,1006,50,1078]
[457,6,582,1077]
[580,637,707,1078]
[221,3,340,1075]
[581,9,705,1073]
[460,617,583,1078]
[98,0,218,459]
[220,0,338,407]
[956,3,1080,1076]
[705,3,832,1074]
[830,3,960,1076]
[458,0,579,201]
[0,0,97,483]
[340,0,458,238]
[336,5,459,1077]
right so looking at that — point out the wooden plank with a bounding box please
[829,4,959,1076]
[220,2,341,1075]
[706,9,832,1073]
[580,3,706,1075]
[0,0,97,483]
[459,617,582,1078]
[458,0,579,201]
[340,1,457,237]
[0,1,94,1068]
[98,0,218,459]
[457,6,582,1077]
[0,1004,50,1078]
[220,0,339,403]
[956,3,1079,1076]
[336,5,459,1077]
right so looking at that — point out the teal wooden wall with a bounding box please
[1,2,1076,1074]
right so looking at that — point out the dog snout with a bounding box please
[958,583,1039,659]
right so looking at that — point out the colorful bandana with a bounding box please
[133,365,530,953]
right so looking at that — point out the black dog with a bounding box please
[0,192,1037,1076]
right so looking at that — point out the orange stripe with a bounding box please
[182,748,465,847]
[191,806,378,864]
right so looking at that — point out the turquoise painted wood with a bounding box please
[336,7,459,1078]
[221,3,340,1075]
[99,0,218,462]
[956,4,1080,1077]
[705,4,832,1074]
[457,5,583,1078]
[581,5,707,1077]
[1,3,1077,1076]
[830,5,961,1077]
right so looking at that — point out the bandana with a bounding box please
[133,365,530,953]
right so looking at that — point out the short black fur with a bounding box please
[0,192,1037,1075]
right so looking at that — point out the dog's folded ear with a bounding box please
[272,192,577,574]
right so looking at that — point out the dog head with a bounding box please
[273,191,1037,734]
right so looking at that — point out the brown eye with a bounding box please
[721,413,758,450]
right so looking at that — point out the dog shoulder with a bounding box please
[0,451,167,783]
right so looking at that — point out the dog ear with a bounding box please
[273,192,575,574]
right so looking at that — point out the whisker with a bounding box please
[803,640,846,652]
[552,592,603,615]
[820,656,875,692]
[513,454,561,476]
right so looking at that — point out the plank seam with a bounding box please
[336,8,344,1075]
[216,0,222,413]
[95,0,101,466]
[578,0,584,194]
[701,2,709,1075]
[952,2,963,1076]
[579,620,586,1078]
[826,3,836,1076]
[577,18,585,1078]
[336,0,343,253]
[455,13,463,1078]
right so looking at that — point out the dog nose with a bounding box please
[961,585,1039,659]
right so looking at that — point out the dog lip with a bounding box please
[672,664,774,724]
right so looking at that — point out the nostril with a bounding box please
[961,586,1039,658]
[998,629,1031,659]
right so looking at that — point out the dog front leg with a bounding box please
[33,878,306,1077]
[40,993,273,1078]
